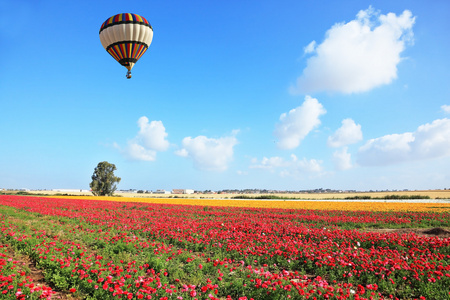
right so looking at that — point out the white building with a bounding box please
[172,189,195,194]
[153,189,171,194]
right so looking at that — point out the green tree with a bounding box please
[89,161,121,196]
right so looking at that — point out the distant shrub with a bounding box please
[345,196,372,200]
[16,191,32,195]
[382,194,430,200]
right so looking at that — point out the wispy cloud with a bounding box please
[292,7,415,94]
[250,154,324,177]
[441,105,450,114]
[303,41,316,54]
[250,156,288,170]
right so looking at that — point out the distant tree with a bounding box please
[89,161,121,196]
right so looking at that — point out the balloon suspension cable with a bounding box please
[126,70,132,79]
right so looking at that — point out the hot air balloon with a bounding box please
[99,13,153,79]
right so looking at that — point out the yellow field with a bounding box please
[47,195,450,213]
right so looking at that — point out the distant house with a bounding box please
[52,189,88,193]
[118,189,138,193]
[154,189,171,194]
[172,189,195,194]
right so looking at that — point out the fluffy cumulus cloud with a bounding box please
[357,118,450,166]
[274,96,326,150]
[328,118,363,147]
[293,7,415,94]
[124,143,158,161]
[136,117,170,151]
[118,116,170,161]
[250,154,323,176]
[175,133,238,171]
[332,147,353,170]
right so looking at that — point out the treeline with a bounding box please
[345,195,430,200]
[232,194,431,200]
[232,195,290,200]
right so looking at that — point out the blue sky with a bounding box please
[1,0,449,191]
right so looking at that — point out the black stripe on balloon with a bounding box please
[106,41,149,52]
[119,58,138,66]
[99,21,152,34]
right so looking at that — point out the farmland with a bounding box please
[14,189,450,200]
[1,195,449,299]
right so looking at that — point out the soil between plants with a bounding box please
[362,227,450,238]
[2,245,80,300]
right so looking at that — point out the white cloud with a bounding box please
[357,118,450,166]
[357,133,415,165]
[332,147,353,170]
[249,156,288,170]
[292,7,415,94]
[175,134,238,171]
[304,41,316,54]
[274,95,326,149]
[292,155,323,173]
[117,116,170,161]
[441,105,450,114]
[136,117,170,152]
[250,154,323,176]
[125,143,157,161]
[174,148,188,157]
[414,119,450,158]
[328,118,363,147]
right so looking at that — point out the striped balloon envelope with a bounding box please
[99,13,153,78]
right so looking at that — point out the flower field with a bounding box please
[0,195,449,299]
[49,195,450,212]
